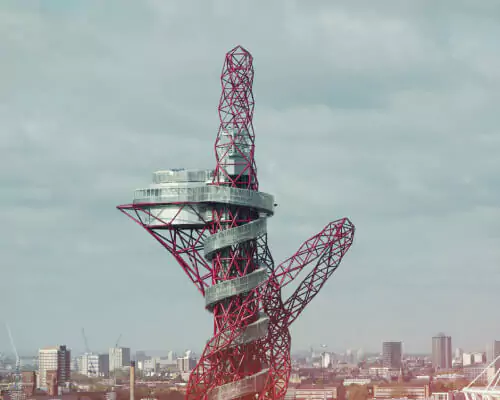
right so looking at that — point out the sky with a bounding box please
[1,0,499,356]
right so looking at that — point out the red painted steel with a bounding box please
[117,45,355,399]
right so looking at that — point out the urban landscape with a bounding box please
[1,335,500,400]
[2,1,499,400]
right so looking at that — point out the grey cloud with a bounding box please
[1,0,499,354]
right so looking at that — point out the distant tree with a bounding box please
[431,381,447,392]
[444,379,469,391]
[71,372,99,385]
[347,384,369,400]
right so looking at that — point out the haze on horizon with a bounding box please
[1,0,499,355]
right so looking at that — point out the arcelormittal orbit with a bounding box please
[117,46,355,399]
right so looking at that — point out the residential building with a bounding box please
[21,371,36,397]
[80,353,99,377]
[166,351,176,363]
[473,352,486,364]
[109,347,130,372]
[463,352,484,367]
[382,341,402,369]
[343,379,371,386]
[463,365,496,384]
[79,353,108,377]
[487,341,500,371]
[285,384,344,400]
[99,354,109,377]
[463,353,473,366]
[321,352,331,368]
[432,392,466,400]
[432,333,452,370]
[37,345,71,390]
[176,350,197,373]
[373,384,430,400]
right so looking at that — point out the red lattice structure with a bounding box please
[117,46,355,399]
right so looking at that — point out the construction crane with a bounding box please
[114,334,122,349]
[81,328,97,377]
[6,323,23,400]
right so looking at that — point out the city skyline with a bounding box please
[1,334,499,359]
[1,0,500,354]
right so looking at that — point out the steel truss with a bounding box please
[118,46,355,399]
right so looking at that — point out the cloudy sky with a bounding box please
[1,0,499,356]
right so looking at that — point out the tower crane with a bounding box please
[6,323,23,400]
[81,328,97,377]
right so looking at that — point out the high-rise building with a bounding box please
[321,352,331,368]
[463,353,473,366]
[463,352,485,366]
[167,350,176,363]
[99,354,110,377]
[382,341,402,369]
[79,353,109,377]
[357,348,365,362]
[38,345,71,389]
[487,340,500,371]
[432,333,452,370]
[80,353,99,377]
[109,347,130,372]
[345,349,355,364]
[176,350,197,373]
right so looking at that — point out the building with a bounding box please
[99,354,109,377]
[373,384,430,400]
[176,351,197,373]
[285,384,344,400]
[140,358,160,374]
[79,353,108,377]
[21,371,36,397]
[432,392,466,400]
[463,352,485,366]
[38,345,71,389]
[356,349,365,363]
[462,352,485,367]
[463,353,473,366]
[79,353,99,377]
[343,379,371,386]
[321,352,332,368]
[473,352,486,364]
[463,365,496,384]
[345,349,355,365]
[432,333,452,370]
[366,367,390,379]
[382,342,402,369]
[109,347,130,372]
[166,351,176,363]
[487,341,500,371]
[46,370,58,396]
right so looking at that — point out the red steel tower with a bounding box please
[118,45,355,399]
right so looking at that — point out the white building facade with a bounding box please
[109,347,131,372]
[79,353,100,377]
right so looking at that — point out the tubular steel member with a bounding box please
[117,45,355,399]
